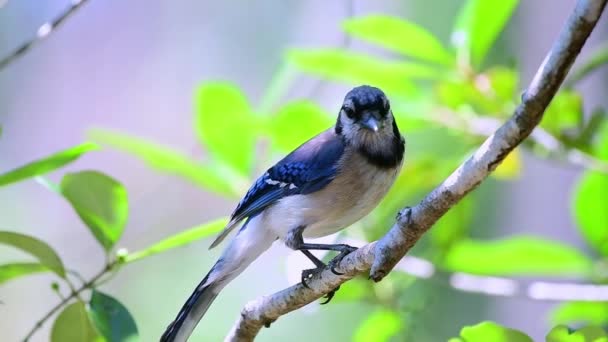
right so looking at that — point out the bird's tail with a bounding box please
[160,215,276,342]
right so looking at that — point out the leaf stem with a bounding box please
[22,261,117,342]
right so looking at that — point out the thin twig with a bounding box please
[226,0,607,340]
[0,0,92,71]
[22,261,116,342]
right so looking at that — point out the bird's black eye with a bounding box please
[342,106,355,119]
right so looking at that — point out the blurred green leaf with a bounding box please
[60,171,129,252]
[0,262,48,285]
[443,236,592,276]
[0,142,98,187]
[573,171,608,255]
[0,231,65,277]
[547,325,608,342]
[542,91,583,135]
[288,48,437,96]
[435,77,505,114]
[353,309,401,342]
[452,0,519,67]
[451,321,532,342]
[343,15,453,65]
[195,82,255,175]
[89,290,138,342]
[270,101,332,151]
[125,218,227,263]
[486,66,519,104]
[332,277,371,303]
[551,302,608,326]
[88,129,242,197]
[51,302,102,342]
[595,120,608,160]
[430,196,473,248]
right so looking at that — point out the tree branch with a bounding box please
[226,0,607,340]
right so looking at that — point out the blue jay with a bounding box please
[161,85,405,341]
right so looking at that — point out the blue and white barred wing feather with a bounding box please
[209,130,344,249]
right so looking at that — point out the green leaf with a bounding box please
[288,48,436,96]
[443,236,592,276]
[0,262,48,285]
[547,325,608,342]
[573,171,608,255]
[452,0,519,67]
[542,91,583,135]
[270,101,332,151]
[453,321,532,342]
[51,302,102,342]
[486,66,519,104]
[353,309,401,342]
[89,290,138,342]
[195,82,255,175]
[60,171,129,252]
[430,196,473,248]
[551,302,608,326]
[124,218,227,263]
[343,15,453,65]
[595,120,608,160]
[0,142,98,187]
[0,231,65,277]
[88,128,243,197]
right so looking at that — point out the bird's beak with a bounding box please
[360,116,380,132]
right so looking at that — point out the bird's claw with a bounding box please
[301,267,323,289]
[320,285,341,305]
[328,245,358,275]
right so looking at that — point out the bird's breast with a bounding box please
[264,151,402,239]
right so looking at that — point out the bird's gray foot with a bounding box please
[328,245,358,275]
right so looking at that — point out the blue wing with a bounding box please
[209,129,345,248]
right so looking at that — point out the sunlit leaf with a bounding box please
[0,262,48,285]
[551,302,608,326]
[443,236,592,276]
[487,66,519,103]
[0,142,98,187]
[492,148,522,180]
[125,218,227,263]
[0,231,65,277]
[547,325,608,342]
[270,101,332,151]
[435,77,505,114]
[332,277,371,303]
[288,49,437,96]
[51,302,102,342]
[452,321,532,342]
[573,171,608,255]
[89,290,138,342]
[61,171,129,252]
[542,91,583,135]
[452,0,519,67]
[195,82,255,175]
[353,309,401,342]
[430,196,473,248]
[343,15,453,65]
[88,128,242,197]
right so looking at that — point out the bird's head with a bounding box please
[335,85,401,152]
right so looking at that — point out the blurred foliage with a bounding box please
[2,0,608,340]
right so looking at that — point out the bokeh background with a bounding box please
[1,0,607,341]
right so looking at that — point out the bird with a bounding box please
[160,85,406,342]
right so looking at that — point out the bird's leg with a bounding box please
[286,226,358,304]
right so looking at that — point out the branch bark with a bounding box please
[227,0,607,340]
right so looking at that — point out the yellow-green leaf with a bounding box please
[453,321,532,342]
[551,302,608,326]
[270,101,332,152]
[492,148,522,180]
[125,218,227,263]
[0,262,48,285]
[0,142,98,187]
[573,171,608,255]
[61,171,129,252]
[88,128,242,197]
[51,302,102,342]
[547,325,608,342]
[0,231,65,277]
[195,82,255,175]
[452,0,519,67]
[353,309,401,342]
[343,15,453,65]
[542,91,583,135]
[287,48,436,96]
[443,236,592,276]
